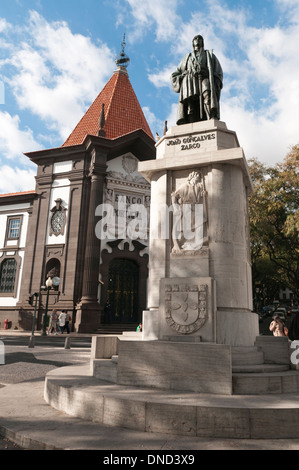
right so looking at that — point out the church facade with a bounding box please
[0,57,156,332]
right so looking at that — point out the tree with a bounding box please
[248,146,299,303]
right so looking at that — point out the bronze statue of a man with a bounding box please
[171,35,223,125]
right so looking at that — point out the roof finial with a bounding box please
[121,33,126,54]
[97,103,106,137]
[115,33,130,71]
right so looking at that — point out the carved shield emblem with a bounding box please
[165,284,208,334]
[122,155,138,174]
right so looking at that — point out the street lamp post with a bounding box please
[31,293,39,336]
[42,277,53,336]
[28,292,39,348]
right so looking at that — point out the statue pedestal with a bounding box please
[139,120,258,346]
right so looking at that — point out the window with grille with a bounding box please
[0,259,17,293]
[51,210,65,234]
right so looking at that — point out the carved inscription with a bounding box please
[167,133,216,151]
[165,283,208,334]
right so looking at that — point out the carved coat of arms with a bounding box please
[122,155,138,174]
[165,283,208,334]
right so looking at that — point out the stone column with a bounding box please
[75,148,106,332]
[141,170,170,339]
[209,163,257,345]
[146,170,170,309]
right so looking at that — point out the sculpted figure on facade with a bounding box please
[171,170,208,252]
[171,35,223,125]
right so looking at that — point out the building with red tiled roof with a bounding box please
[0,190,36,199]
[62,67,154,146]
[0,41,156,333]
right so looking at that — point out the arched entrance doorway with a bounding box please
[107,259,139,323]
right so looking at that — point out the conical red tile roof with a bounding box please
[62,69,154,147]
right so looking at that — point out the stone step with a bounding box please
[45,364,299,440]
[232,364,290,373]
[254,336,290,365]
[231,346,264,366]
[95,324,137,335]
[92,357,293,396]
[91,358,117,382]
[233,370,299,395]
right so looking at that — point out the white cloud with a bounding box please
[148,65,175,89]
[220,5,299,163]
[5,11,116,141]
[0,10,120,195]
[221,101,295,163]
[0,110,42,159]
[122,0,181,42]
[275,0,299,14]
[0,18,11,33]
[166,102,177,129]
[0,110,37,193]
[0,165,36,194]
[142,105,165,137]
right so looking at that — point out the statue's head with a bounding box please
[188,171,201,184]
[192,35,204,51]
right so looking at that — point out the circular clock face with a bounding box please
[51,210,64,233]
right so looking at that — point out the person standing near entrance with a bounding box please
[104,299,112,322]
[64,311,71,334]
[48,309,58,335]
[58,310,66,333]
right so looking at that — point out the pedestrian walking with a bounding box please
[64,311,71,334]
[48,309,58,335]
[58,310,66,333]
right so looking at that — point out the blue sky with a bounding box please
[0,0,299,193]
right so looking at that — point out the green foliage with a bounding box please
[248,146,299,302]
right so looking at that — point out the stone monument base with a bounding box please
[138,119,258,347]
[116,340,232,394]
[143,309,259,346]
[43,335,299,440]
[216,310,259,346]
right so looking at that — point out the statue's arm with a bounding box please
[170,54,190,93]
[171,69,182,93]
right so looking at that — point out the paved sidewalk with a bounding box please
[1,333,299,451]
[0,435,23,450]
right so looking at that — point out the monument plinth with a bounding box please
[139,119,258,346]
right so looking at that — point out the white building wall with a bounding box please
[0,205,31,306]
